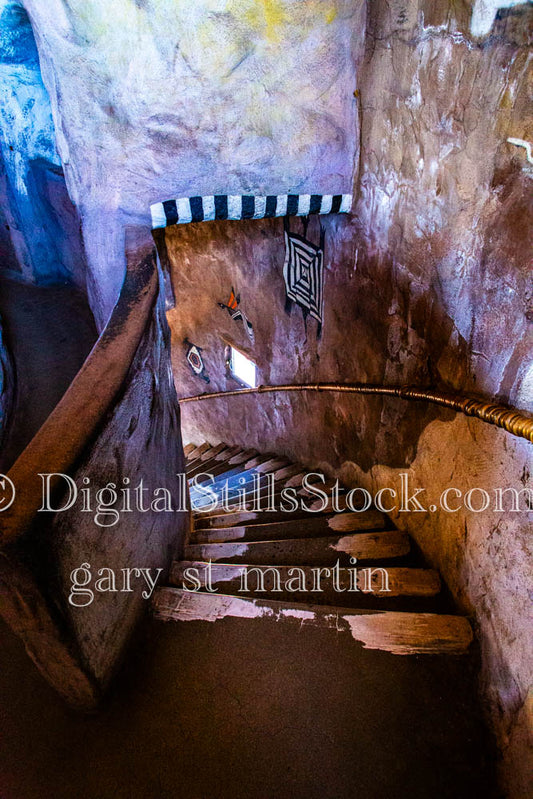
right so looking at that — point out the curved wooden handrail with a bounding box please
[179,383,533,444]
[0,247,159,546]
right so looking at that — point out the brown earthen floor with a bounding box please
[0,611,498,799]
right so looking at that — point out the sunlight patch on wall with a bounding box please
[228,345,257,388]
[471,0,532,36]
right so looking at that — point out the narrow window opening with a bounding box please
[227,345,257,388]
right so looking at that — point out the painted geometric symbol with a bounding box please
[185,338,210,383]
[283,230,324,324]
[218,287,255,345]
[151,193,352,229]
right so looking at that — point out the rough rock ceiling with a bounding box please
[22,0,364,318]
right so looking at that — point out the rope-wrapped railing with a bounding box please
[179,383,533,444]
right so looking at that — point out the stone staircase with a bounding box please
[152,442,473,656]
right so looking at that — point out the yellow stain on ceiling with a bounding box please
[243,0,289,43]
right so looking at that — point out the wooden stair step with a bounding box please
[187,450,254,481]
[215,445,245,462]
[191,449,249,478]
[152,588,473,656]
[191,478,345,521]
[170,561,442,601]
[186,442,211,463]
[193,441,227,462]
[183,442,197,457]
[190,454,274,488]
[189,466,257,495]
[184,529,410,565]
[190,510,388,544]
[228,449,259,466]
[187,457,227,480]
[243,453,276,469]
[193,463,319,497]
[270,463,303,482]
[194,449,258,477]
[186,443,231,476]
[285,471,335,488]
[190,475,309,519]
[251,457,291,474]
[194,504,354,529]
[188,448,249,481]
[189,463,292,509]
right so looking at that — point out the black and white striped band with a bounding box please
[150,193,352,229]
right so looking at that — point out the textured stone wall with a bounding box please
[43,263,188,688]
[354,0,533,408]
[350,21,533,792]
[357,419,532,799]
[0,1,87,286]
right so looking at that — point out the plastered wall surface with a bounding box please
[0,0,87,286]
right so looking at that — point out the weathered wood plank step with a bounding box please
[186,442,211,463]
[244,453,276,469]
[286,471,334,489]
[188,441,225,462]
[187,454,220,476]
[190,471,311,518]
[183,442,197,457]
[190,454,274,488]
[251,457,291,474]
[190,510,388,544]
[191,475,342,520]
[228,449,259,466]
[200,462,297,496]
[193,503,380,530]
[307,494,386,514]
[189,466,260,495]
[189,448,250,481]
[186,443,231,476]
[185,529,410,565]
[152,588,473,656]
[190,460,292,508]
[204,462,301,495]
[212,444,243,463]
[187,448,256,480]
[270,463,303,482]
[195,445,247,469]
[170,561,442,601]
